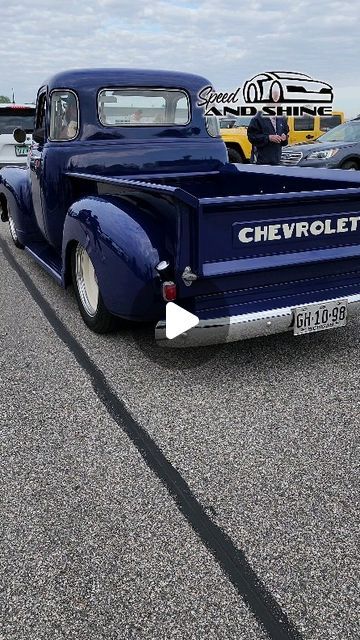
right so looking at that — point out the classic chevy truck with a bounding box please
[1,68,360,347]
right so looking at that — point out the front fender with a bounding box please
[0,167,39,243]
[62,196,167,321]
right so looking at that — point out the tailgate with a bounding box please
[196,188,360,278]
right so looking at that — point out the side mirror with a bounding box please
[13,128,26,144]
[32,127,45,144]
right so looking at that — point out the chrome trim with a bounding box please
[8,216,18,243]
[155,293,360,348]
[182,266,198,286]
[281,151,303,166]
[156,260,170,273]
[75,245,99,318]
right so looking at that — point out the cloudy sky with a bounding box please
[0,0,359,116]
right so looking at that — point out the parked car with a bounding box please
[286,112,344,144]
[0,104,35,167]
[219,116,252,129]
[1,69,360,347]
[222,112,344,163]
[221,122,252,162]
[243,71,333,104]
[281,118,360,169]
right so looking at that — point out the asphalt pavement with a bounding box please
[0,223,359,640]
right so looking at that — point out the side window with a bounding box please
[36,93,47,130]
[205,116,220,137]
[320,115,342,132]
[293,116,314,131]
[50,90,79,141]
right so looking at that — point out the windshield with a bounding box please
[219,118,236,129]
[0,107,35,134]
[234,116,251,127]
[219,116,251,129]
[317,121,360,143]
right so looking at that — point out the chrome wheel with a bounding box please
[341,160,359,171]
[75,245,99,317]
[8,215,24,248]
[9,216,18,242]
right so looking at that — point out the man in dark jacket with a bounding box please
[247,93,289,165]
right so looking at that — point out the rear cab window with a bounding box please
[98,88,190,126]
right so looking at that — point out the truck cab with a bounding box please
[26,69,227,251]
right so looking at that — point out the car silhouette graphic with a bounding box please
[243,71,333,104]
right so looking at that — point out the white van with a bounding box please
[0,104,35,167]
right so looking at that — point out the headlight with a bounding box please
[307,148,340,160]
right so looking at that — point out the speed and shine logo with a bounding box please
[198,71,334,117]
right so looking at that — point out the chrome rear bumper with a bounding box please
[155,293,360,348]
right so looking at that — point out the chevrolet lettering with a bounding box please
[238,215,360,244]
[2,68,360,348]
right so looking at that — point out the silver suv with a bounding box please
[281,118,360,170]
[0,104,35,168]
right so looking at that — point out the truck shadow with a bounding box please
[127,318,360,373]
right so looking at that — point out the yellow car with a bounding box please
[287,112,344,144]
[221,112,345,162]
[220,116,252,163]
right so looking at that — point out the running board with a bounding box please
[24,242,63,286]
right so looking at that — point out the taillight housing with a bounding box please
[162,281,177,301]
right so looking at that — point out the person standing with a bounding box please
[247,88,289,165]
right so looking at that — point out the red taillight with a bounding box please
[162,281,177,302]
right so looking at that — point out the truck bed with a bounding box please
[68,162,360,200]
[68,165,360,323]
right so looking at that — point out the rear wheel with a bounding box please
[227,147,244,163]
[8,215,24,249]
[72,243,117,333]
[340,160,359,170]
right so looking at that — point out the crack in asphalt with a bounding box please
[0,236,304,640]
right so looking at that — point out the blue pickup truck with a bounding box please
[1,68,360,347]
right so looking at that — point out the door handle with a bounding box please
[306,134,314,139]
[29,156,42,172]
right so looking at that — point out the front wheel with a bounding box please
[8,215,24,249]
[72,243,117,333]
[341,160,359,170]
[227,147,244,163]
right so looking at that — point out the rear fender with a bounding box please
[0,167,40,243]
[62,196,167,321]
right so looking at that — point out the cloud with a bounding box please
[0,0,359,116]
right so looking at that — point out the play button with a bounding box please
[165,302,199,340]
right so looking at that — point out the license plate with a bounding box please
[15,145,29,157]
[293,299,348,336]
